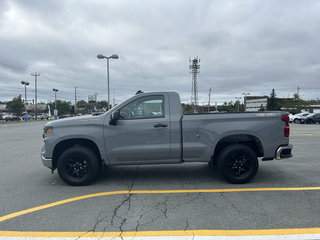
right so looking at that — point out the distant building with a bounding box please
[246,96,297,112]
[307,105,320,113]
[245,96,268,112]
[26,103,47,112]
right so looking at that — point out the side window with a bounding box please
[119,96,165,120]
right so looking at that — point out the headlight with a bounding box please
[43,126,53,138]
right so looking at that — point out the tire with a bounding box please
[57,146,99,186]
[294,119,299,124]
[306,119,312,124]
[217,144,258,184]
[208,161,214,169]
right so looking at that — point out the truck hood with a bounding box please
[45,114,106,127]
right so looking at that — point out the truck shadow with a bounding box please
[97,163,225,188]
[94,162,312,188]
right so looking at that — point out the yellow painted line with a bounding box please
[1,228,320,237]
[292,134,320,136]
[1,187,320,223]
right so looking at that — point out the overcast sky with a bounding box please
[1,0,320,105]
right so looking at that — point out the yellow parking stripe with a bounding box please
[1,228,320,237]
[1,187,320,223]
[292,133,320,136]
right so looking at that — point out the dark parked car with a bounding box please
[294,113,311,123]
[300,113,320,124]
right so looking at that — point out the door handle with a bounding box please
[154,123,168,128]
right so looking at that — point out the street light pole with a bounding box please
[53,88,58,119]
[21,81,29,118]
[97,54,119,110]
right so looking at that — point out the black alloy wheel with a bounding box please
[217,144,258,184]
[57,146,99,186]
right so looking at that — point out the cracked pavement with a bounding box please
[1,122,320,236]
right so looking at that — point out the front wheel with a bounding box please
[217,144,258,184]
[57,146,99,186]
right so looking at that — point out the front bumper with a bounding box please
[41,144,53,169]
[41,154,53,168]
[276,144,293,160]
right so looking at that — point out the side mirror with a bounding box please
[109,111,120,126]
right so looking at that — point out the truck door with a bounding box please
[104,94,175,163]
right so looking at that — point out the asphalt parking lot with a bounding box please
[0,121,320,239]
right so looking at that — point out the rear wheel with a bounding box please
[294,119,299,124]
[57,146,99,186]
[306,119,313,124]
[217,144,258,184]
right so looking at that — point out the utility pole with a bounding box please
[94,92,98,111]
[52,88,58,119]
[208,88,212,113]
[74,86,77,114]
[297,85,300,96]
[235,97,242,112]
[242,92,250,112]
[31,73,40,119]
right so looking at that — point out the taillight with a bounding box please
[281,115,290,137]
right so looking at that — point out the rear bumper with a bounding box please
[276,144,293,160]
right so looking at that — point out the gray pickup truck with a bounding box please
[41,91,292,186]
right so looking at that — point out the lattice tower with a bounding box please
[189,57,200,112]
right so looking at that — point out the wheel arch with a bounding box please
[52,138,102,170]
[211,134,263,166]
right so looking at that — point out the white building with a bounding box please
[246,97,268,112]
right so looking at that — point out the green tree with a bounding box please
[182,103,193,114]
[49,100,72,116]
[6,95,24,115]
[258,104,265,111]
[267,89,280,110]
[220,101,237,112]
[77,100,91,114]
[96,100,108,110]
[293,93,300,101]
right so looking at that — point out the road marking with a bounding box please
[292,133,320,136]
[1,229,320,238]
[1,188,320,238]
[1,187,320,223]
[291,130,320,136]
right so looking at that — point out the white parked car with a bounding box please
[288,113,293,123]
[291,113,310,123]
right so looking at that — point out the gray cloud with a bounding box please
[1,0,320,105]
